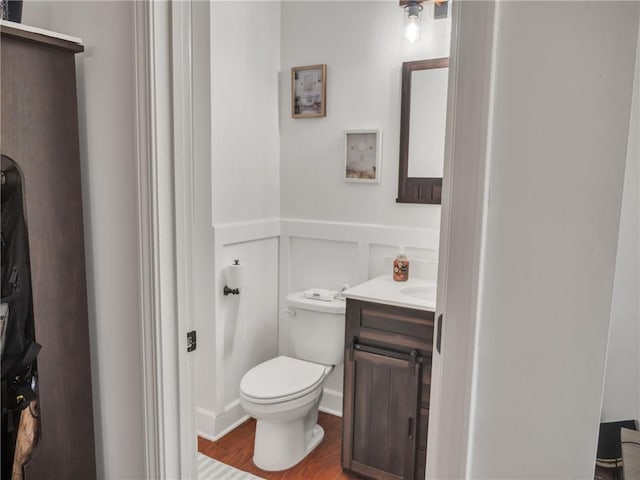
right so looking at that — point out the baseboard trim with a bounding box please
[319,406,342,417]
[320,388,342,417]
[196,400,250,442]
[198,388,342,441]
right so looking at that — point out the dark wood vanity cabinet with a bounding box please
[342,299,434,480]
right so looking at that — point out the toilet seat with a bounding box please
[240,356,330,405]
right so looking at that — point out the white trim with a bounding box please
[426,1,497,479]
[195,407,218,443]
[196,402,251,442]
[279,218,439,289]
[213,400,246,439]
[135,1,190,478]
[213,218,435,250]
[281,218,439,250]
[465,2,499,476]
[319,388,343,417]
[214,219,281,247]
[133,2,162,478]
[318,406,343,418]
[424,1,460,475]
[171,1,198,478]
[197,388,342,443]
[278,229,292,356]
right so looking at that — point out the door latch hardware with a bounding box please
[187,330,197,352]
[436,314,443,354]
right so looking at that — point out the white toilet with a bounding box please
[239,291,345,471]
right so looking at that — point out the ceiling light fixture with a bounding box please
[402,0,424,44]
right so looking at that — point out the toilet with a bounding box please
[239,291,345,471]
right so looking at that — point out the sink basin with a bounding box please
[343,276,437,311]
[400,285,436,301]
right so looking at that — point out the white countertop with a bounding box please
[343,275,436,312]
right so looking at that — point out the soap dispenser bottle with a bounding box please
[393,246,409,282]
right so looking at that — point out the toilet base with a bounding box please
[253,421,325,471]
[306,424,325,457]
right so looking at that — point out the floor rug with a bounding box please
[197,453,265,480]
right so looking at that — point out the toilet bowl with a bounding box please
[240,356,333,471]
[239,291,345,471]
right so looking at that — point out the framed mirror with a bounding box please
[397,58,449,204]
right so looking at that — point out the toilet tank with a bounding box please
[286,292,346,365]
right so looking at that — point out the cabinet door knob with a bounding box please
[408,417,415,440]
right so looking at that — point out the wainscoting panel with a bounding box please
[196,220,280,440]
[279,219,439,415]
[289,237,360,292]
[196,218,439,438]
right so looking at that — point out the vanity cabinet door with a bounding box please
[342,348,421,480]
[343,298,433,480]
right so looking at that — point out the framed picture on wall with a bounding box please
[291,64,327,118]
[344,130,381,183]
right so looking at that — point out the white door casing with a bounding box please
[426,2,496,478]
[134,1,197,478]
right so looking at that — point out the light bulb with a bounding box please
[404,15,421,43]
[403,4,423,44]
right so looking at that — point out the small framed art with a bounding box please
[344,130,381,183]
[291,64,327,118]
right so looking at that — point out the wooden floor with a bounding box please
[198,412,360,480]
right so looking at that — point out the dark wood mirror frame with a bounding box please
[397,57,449,205]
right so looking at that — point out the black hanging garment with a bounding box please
[1,156,40,478]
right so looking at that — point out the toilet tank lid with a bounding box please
[286,292,346,314]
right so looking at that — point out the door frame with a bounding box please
[134,1,197,478]
[133,1,499,478]
[426,1,497,478]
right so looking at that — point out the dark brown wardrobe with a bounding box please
[1,24,96,478]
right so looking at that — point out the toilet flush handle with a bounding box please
[282,309,296,318]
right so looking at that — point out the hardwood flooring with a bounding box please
[198,412,360,480]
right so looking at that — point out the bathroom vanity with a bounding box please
[342,276,436,480]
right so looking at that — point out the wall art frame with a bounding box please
[344,129,382,183]
[291,64,327,118]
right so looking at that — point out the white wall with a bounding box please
[211,1,281,225]
[196,1,282,440]
[279,1,450,228]
[601,27,640,424]
[466,2,639,478]
[21,2,145,479]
